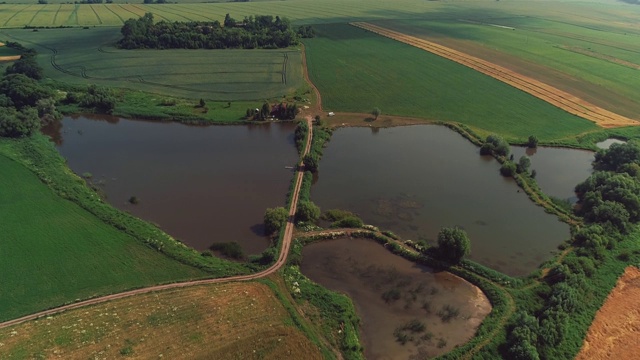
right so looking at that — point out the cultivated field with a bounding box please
[0,282,323,359]
[576,266,640,360]
[0,151,210,323]
[375,16,640,120]
[303,23,598,141]
[0,27,304,100]
[0,0,450,28]
[353,22,638,128]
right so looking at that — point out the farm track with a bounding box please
[0,118,313,330]
[2,4,31,27]
[351,22,639,128]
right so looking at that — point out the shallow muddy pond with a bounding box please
[301,237,491,360]
[510,146,593,202]
[44,115,299,254]
[311,125,570,276]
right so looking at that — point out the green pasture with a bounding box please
[304,23,598,141]
[0,145,209,322]
[0,27,304,100]
[380,15,640,118]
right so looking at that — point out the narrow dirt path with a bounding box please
[0,118,313,330]
[351,22,639,128]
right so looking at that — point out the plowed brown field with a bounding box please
[576,266,640,360]
[351,22,639,129]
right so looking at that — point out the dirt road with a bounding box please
[0,118,313,330]
[351,22,639,128]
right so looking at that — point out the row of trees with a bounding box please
[119,13,314,50]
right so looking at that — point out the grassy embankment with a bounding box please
[0,135,250,322]
[0,281,326,359]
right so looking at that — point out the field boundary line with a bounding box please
[0,119,313,330]
[351,22,639,128]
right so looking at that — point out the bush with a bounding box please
[295,200,320,223]
[0,106,40,138]
[210,242,245,260]
[436,227,470,264]
[264,207,288,235]
[331,216,364,228]
[500,161,517,177]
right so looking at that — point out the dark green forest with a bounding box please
[118,13,314,50]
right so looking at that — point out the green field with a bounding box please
[0,27,304,100]
[304,23,599,141]
[379,16,640,118]
[0,147,212,322]
[1,0,449,28]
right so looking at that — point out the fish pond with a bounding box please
[510,146,593,202]
[44,115,299,255]
[310,125,572,276]
[301,236,491,359]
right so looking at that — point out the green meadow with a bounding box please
[379,16,640,118]
[0,145,211,322]
[303,23,599,141]
[0,27,304,101]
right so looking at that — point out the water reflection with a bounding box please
[301,237,491,359]
[511,146,594,202]
[311,125,569,276]
[44,116,299,255]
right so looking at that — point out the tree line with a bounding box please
[118,13,315,50]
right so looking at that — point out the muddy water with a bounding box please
[44,115,299,254]
[311,125,569,276]
[301,237,491,360]
[511,146,594,202]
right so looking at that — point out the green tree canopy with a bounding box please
[263,207,289,235]
[0,74,53,110]
[5,53,43,80]
[303,154,318,173]
[436,227,470,263]
[0,106,40,138]
[480,134,510,157]
[295,200,320,223]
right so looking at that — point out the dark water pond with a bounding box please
[511,146,594,202]
[301,237,491,360]
[311,125,570,276]
[44,115,299,254]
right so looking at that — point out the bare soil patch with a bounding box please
[352,22,639,128]
[576,266,640,360]
[0,282,322,359]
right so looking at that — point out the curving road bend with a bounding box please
[0,118,313,330]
